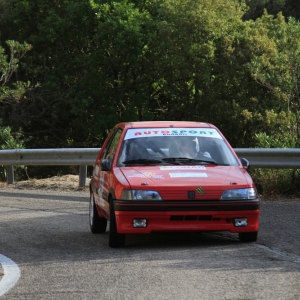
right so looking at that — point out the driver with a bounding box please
[179,138,211,158]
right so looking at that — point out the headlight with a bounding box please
[121,190,162,200]
[220,188,257,200]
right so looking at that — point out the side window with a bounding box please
[103,128,122,160]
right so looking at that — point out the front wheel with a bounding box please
[109,199,125,248]
[89,193,107,233]
[239,232,258,242]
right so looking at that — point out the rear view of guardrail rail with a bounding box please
[0,148,299,187]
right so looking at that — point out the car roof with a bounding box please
[117,121,215,129]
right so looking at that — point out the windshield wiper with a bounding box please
[162,157,218,165]
[123,158,163,165]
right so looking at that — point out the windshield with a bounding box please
[117,127,239,167]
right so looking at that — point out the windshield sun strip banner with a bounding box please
[124,128,222,140]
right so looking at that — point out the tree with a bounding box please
[0,0,297,150]
[147,0,279,147]
[247,12,300,147]
[0,38,30,180]
[0,40,32,104]
[0,0,158,148]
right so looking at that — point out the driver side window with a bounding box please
[102,128,122,160]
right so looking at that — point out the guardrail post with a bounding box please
[6,165,14,184]
[79,165,87,187]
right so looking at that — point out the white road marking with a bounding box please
[0,254,21,296]
[208,232,300,264]
[255,244,300,264]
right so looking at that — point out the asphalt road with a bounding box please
[0,188,299,299]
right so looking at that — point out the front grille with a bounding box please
[161,190,223,200]
[170,215,213,221]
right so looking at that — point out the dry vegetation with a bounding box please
[0,174,90,192]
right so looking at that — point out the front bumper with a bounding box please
[113,199,260,234]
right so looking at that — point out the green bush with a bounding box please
[0,126,26,181]
[251,131,300,197]
[252,168,300,197]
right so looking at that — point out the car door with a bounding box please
[96,128,123,217]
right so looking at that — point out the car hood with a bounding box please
[120,165,252,200]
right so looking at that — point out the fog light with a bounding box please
[234,218,248,227]
[132,219,147,228]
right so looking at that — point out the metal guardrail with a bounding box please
[0,148,100,187]
[234,148,300,168]
[0,148,299,186]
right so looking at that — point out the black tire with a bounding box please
[89,193,107,233]
[239,232,258,242]
[109,199,125,248]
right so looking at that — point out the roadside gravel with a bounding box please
[0,174,89,193]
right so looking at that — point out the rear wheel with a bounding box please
[109,199,125,248]
[89,193,107,233]
[239,232,258,242]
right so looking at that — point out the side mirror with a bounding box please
[101,158,112,171]
[240,158,250,171]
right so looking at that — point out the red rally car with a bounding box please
[89,121,260,247]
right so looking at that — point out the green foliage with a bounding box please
[252,109,299,197]
[252,168,300,197]
[0,125,26,181]
[0,126,24,149]
[0,0,299,194]
[254,111,296,148]
[1,0,292,148]
[0,37,31,181]
[0,40,32,104]
[242,0,299,20]
[0,40,32,85]
[0,0,160,148]
[247,13,300,147]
